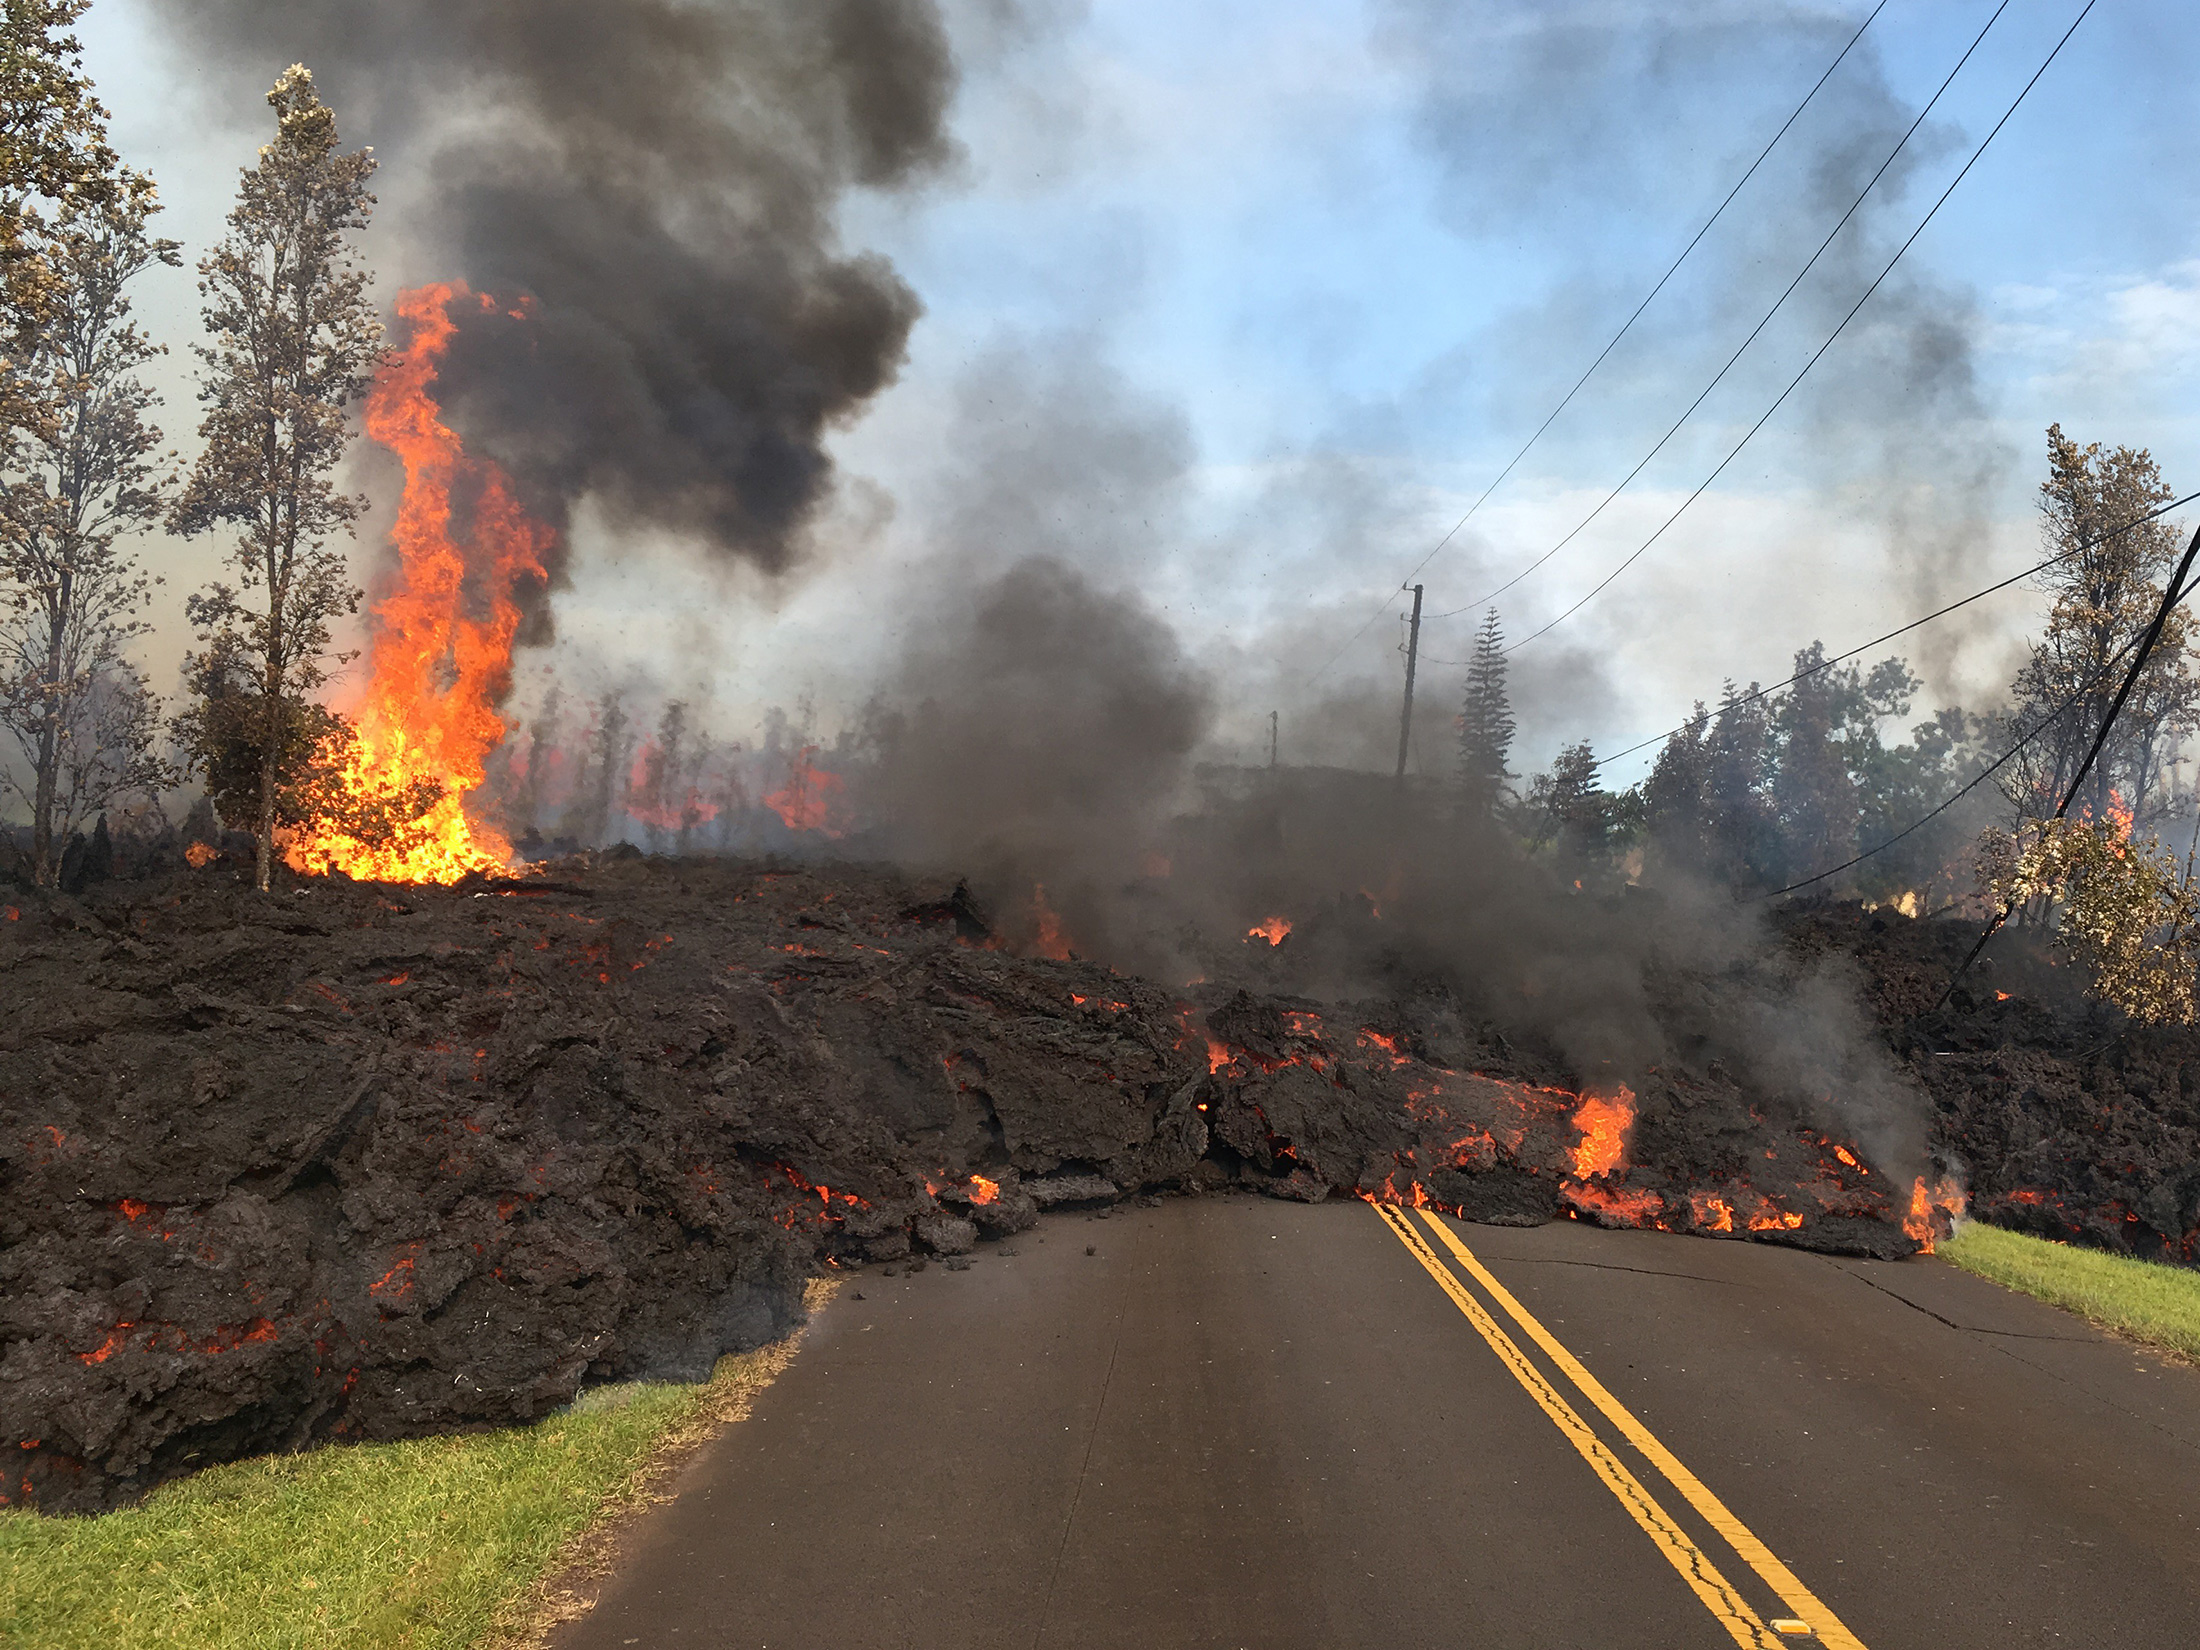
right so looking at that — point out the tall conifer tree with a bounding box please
[1457,607,1515,815]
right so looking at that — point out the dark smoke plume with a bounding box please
[151,0,958,605]
[871,555,1215,966]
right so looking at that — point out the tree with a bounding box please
[2001,425,2197,832]
[564,690,632,846]
[0,173,178,883]
[1457,607,1515,815]
[1770,644,1859,888]
[1643,702,1713,871]
[510,682,564,835]
[0,1,112,440]
[1848,705,1980,909]
[1702,683,1780,889]
[173,634,437,871]
[169,66,381,892]
[1527,741,1603,858]
[1980,811,2200,1024]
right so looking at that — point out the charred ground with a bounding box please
[0,854,2176,1515]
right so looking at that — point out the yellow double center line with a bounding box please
[1373,1203,1868,1650]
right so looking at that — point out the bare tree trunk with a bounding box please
[256,544,282,894]
[27,571,70,885]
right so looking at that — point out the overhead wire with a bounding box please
[1429,0,1990,625]
[1594,488,2200,772]
[1932,524,2200,1005]
[1759,628,2145,901]
[1500,0,2098,658]
[1302,0,1893,682]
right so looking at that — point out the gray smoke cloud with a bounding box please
[149,0,959,614]
[1382,0,2010,700]
[870,555,1215,966]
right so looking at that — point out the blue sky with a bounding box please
[84,0,2200,784]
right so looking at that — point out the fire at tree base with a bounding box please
[5,855,2179,1515]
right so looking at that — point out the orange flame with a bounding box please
[2107,788,2134,844]
[1027,883,1072,960]
[763,745,850,837]
[1247,916,1292,946]
[1689,1191,1734,1232]
[287,283,552,883]
[1901,1175,1966,1252]
[1569,1087,1635,1179]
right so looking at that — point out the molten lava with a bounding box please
[286,283,553,883]
[1247,916,1291,946]
[1689,1191,1734,1232]
[1902,1175,1967,1252]
[1569,1088,1635,1179]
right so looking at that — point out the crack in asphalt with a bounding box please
[1496,1256,1752,1289]
[1832,1259,2116,1342]
[1028,1238,1133,1650]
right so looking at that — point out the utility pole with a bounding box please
[1269,710,1278,770]
[1394,583,1423,785]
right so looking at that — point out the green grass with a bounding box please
[1941,1221,2200,1363]
[0,1324,812,1650]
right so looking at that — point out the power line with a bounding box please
[1302,0,1892,682]
[1597,488,2200,771]
[1761,628,2147,901]
[1425,0,2004,626]
[1935,524,2200,1006]
[1501,0,2097,658]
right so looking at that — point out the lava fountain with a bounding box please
[287,283,554,883]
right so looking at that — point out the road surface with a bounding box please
[553,1195,2200,1649]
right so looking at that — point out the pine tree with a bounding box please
[169,66,381,892]
[1457,607,1515,815]
[1528,740,1612,865]
[0,171,179,882]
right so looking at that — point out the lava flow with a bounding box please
[1902,1176,1967,1252]
[285,282,554,883]
[1569,1088,1635,1178]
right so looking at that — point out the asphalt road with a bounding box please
[553,1196,2200,1650]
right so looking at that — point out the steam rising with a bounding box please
[151,0,958,603]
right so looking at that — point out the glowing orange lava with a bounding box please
[968,1174,1001,1206]
[1564,1182,1663,1226]
[1902,1175,1966,1252]
[286,282,553,883]
[1689,1191,1734,1232]
[1247,916,1292,946]
[1569,1087,1635,1179]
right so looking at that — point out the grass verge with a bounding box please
[1940,1222,2200,1363]
[0,1281,830,1650]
